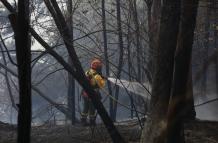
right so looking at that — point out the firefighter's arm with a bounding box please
[94,74,106,88]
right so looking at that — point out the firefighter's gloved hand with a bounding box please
[94,74,106,88]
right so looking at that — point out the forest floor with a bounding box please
[0,119,218,143]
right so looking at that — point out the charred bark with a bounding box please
[166,0,199,142]
[141,0,181,142]
[146,0,161,84]
[15,0,32,143]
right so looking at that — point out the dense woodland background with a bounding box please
[0,0,218,143]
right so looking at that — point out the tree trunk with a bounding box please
[101,0,113,120]
[184,68,196,119]
[127,1,134,118]
[140,0,181,142]
[166,0,198,142]
[15,0,32,143]
[66,0,76,125]
[132,0,141,82]
[201,1,211,99]
[130,0,145,114]
[213,0,218,97]
[113,0,124,121]
[147,0,161,84]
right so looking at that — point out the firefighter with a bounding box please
[80,58,106,126]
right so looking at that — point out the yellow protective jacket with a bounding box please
[82,69,105,98]
[85,69,105,89]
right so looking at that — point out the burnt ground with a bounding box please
[184,120,218,143]
[0,119,218,143]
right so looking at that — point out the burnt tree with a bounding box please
[140,0,181,142]
[166,0,199,142]
[146,0,161,83]
[213,0,218,97]
[66,0,76,125]
[15,0,32,143]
